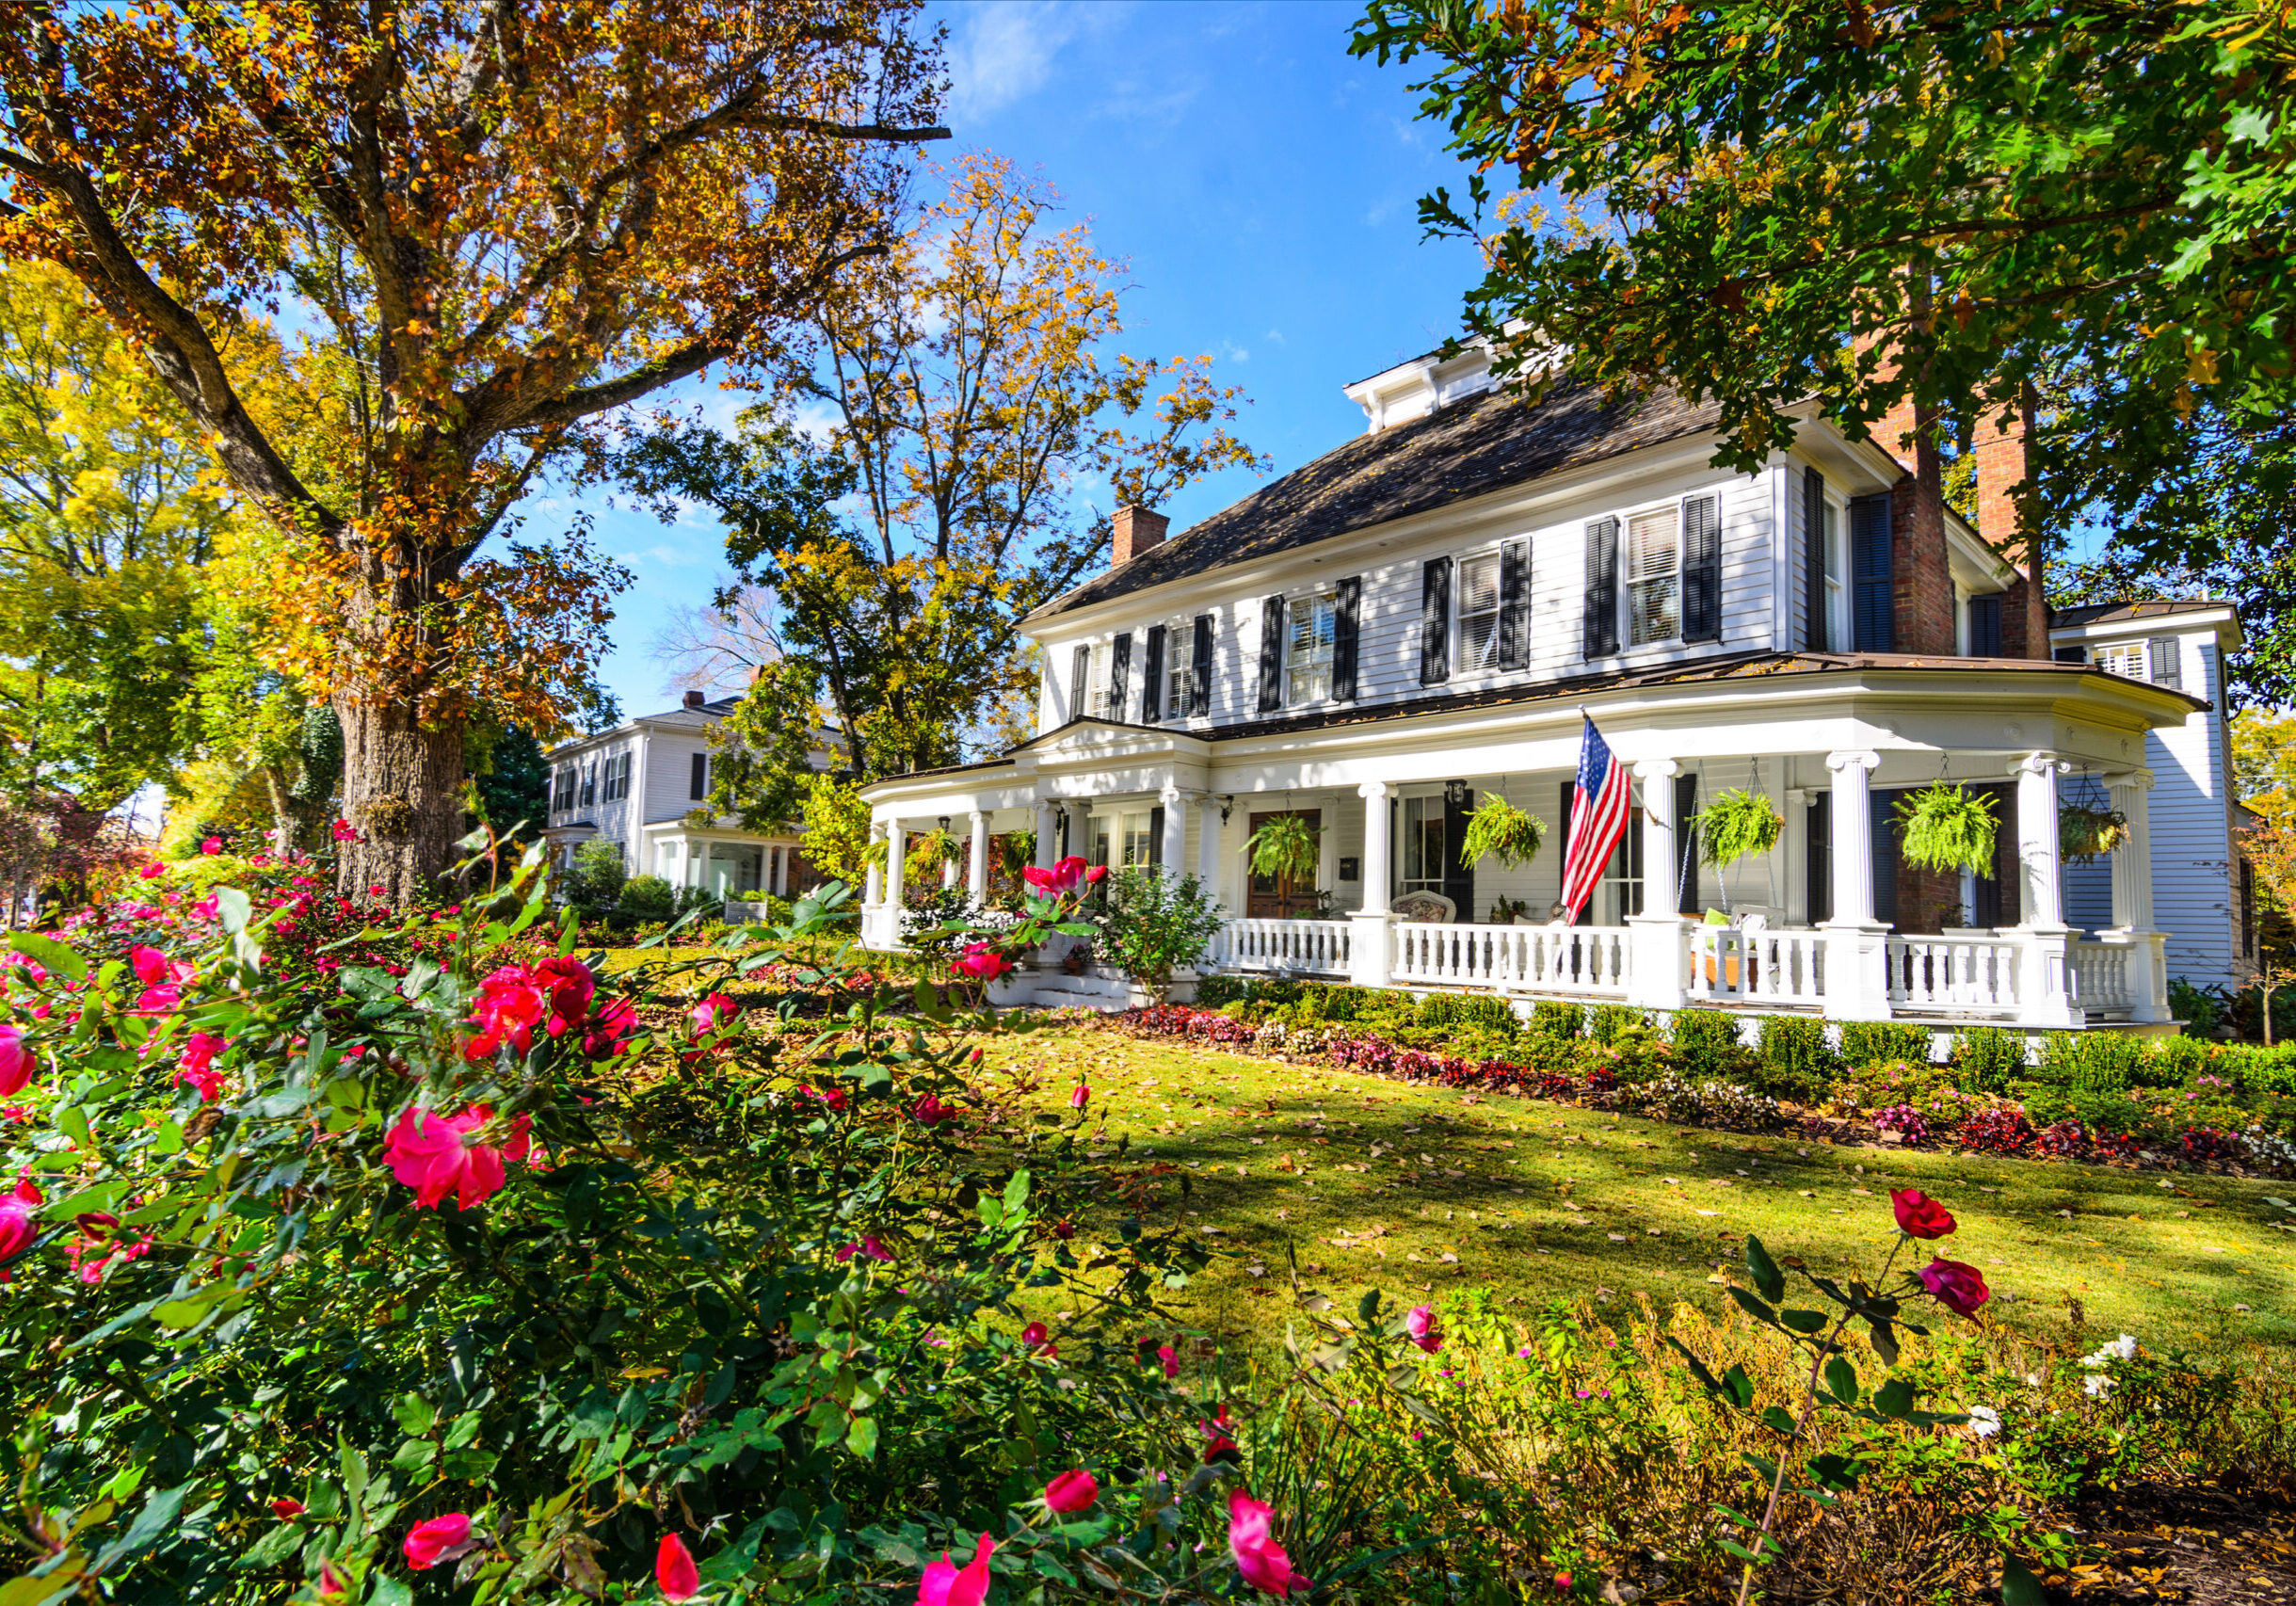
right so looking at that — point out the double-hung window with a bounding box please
[1086,644,1113,717]
[602,751,632,802]
[1286,593,1337,705]
[1400,795,1446,896]
[1457,551,1503,672]
[1627,506,1680,645]
[1821,499,1842,642]
[1164,621,1192,717]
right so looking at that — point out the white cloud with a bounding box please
[944,2,1082,123]
[1264,329,1286,345]
[1219,340,1250,364]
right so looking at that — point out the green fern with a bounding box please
[1692,788,1783,869]
[1893,782,1999,876]
[1459,792,1547,870]
[1245,811,1321,880]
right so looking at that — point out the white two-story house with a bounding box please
[859,342,2240,1034]
[543,691,812,905]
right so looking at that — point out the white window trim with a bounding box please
[1284,590,1339,709]
[1624,499,1684,648]
[1448,539,1521,684]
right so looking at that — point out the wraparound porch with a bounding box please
[856,656,2194,1031]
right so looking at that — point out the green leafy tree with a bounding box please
[0,258,238,819]
[624,154,1262,811]
[469,725,551,841]
[562,839,630,917]
[1350,0,2296,570]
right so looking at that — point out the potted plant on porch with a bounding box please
[1244,811,1322,896]
[1691,788,1783,870]
[2060,790,2129,863]
[1458,792,1548,875]
[1893,781,2000,875]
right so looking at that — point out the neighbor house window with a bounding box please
[580,763,596,807]
[2094,641,2145,680]
[1627,506,1680,645]
[690,752,709,799]
[1458,550,1503,671]
[1400,795,1445,897]
[1287,593,1337,704]
[602,751,632,801]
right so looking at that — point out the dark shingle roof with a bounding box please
[1026,378,1722,622]
[2051,599,2232,629]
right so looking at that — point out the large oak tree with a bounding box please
[0,0,946,900]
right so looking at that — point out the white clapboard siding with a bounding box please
[2146,635,2241,988]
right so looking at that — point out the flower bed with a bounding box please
[1105,987,2296,1175]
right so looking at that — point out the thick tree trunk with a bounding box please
[334,689,467,907]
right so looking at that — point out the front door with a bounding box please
[1245,809,1323,919]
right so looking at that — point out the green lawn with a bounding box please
[983,1027,2296,1352]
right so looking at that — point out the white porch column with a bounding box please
[862,824,884,907]
[967,810,991,907]
[1196,795,1224,899]
[1033,797,1057,875]
[1626,760,1685,1011]
[1159,787,1188,875]
[939,816,960,891]
[2106,771,2155,933]
[2012,752,2079,1026]
[881,818,907,947]
[2104,769,2163,1023]
[1350,781,1396,988]
[1782,787,1810,926]
[1821,750,1892,1021]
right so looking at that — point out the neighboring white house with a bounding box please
[542,691,811,904]
[858,339,2237,1035]
[2050,600,2254,992]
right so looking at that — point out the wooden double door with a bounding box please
[1244,809,1322,919]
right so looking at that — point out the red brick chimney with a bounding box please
[1973,392,2049,659]
[1111,503,1169,566]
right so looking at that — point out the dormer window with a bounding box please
[1287,593,1337,705]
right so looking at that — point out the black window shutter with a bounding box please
[1806,792,1831,926]
[1258,597,1285,712]
[1441,783,1473,915]
[1674,772,1701,914]
[1148,805,1164,868]
[1191,614,1214,717]
[1871,787,1900,926]
[1582,516,1619,657]
[1969,595,2002,657]
[1850,493,1894,652]
[1681,494,1722,643]
[1421,556,1452,684]
[1070,644,1090,720]
[1803,467,1828,651]
[1141,625,1166,722]
[1331,576,1361,701]
[2147,635,2182,687]
[2053,644,2088,663]
[1108,633,1132,719]
[1498,540,1529,669]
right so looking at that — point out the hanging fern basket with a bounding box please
[1244,812,1321,882]
[1459,793,1547,871]
[2060,803,2130,862]
[1692,789,1783,870]
[1893,782,1999,877]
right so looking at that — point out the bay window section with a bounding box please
[1287,593,1337,705]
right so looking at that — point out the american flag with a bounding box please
[1559,715,1631,923]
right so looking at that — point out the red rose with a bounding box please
[1915,1258,1990,1317]
[1889,1188,1956,1240]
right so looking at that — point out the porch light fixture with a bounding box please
[1444,779,1470,808]
[1219,795,1234,825]
[938,815,950,831]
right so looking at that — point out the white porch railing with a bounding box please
[2069,940,2133,1014]
[1686,926,1826,1007]
[1389,922,1632,996]
[1212,918,1353,975]
[1884,935,2022,1016]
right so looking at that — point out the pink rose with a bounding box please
[1405,1304,1442,1354]
[1156,1343,1180,1380]
[317,1561,351,1600]
[951,943,1012,983]
[465,966,548,1060]
[0,1025,32,1097]
[1069,1082,1090,1111]
[384,1105,531,1211]
[138,862,166,880]
[0,1176,42,1281]
[1020,1320,1055,1357]
[402,1513,474,1569]
[916,1533,994,1606]
[583,997,638,1059]
[1228,1490,1309,1596]
[200,837,222,855]
[836,1235,893,1264]
[1044,1469,1099,1513]
[690,992,740,1037]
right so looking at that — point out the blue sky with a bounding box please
[578,0,1490,719]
